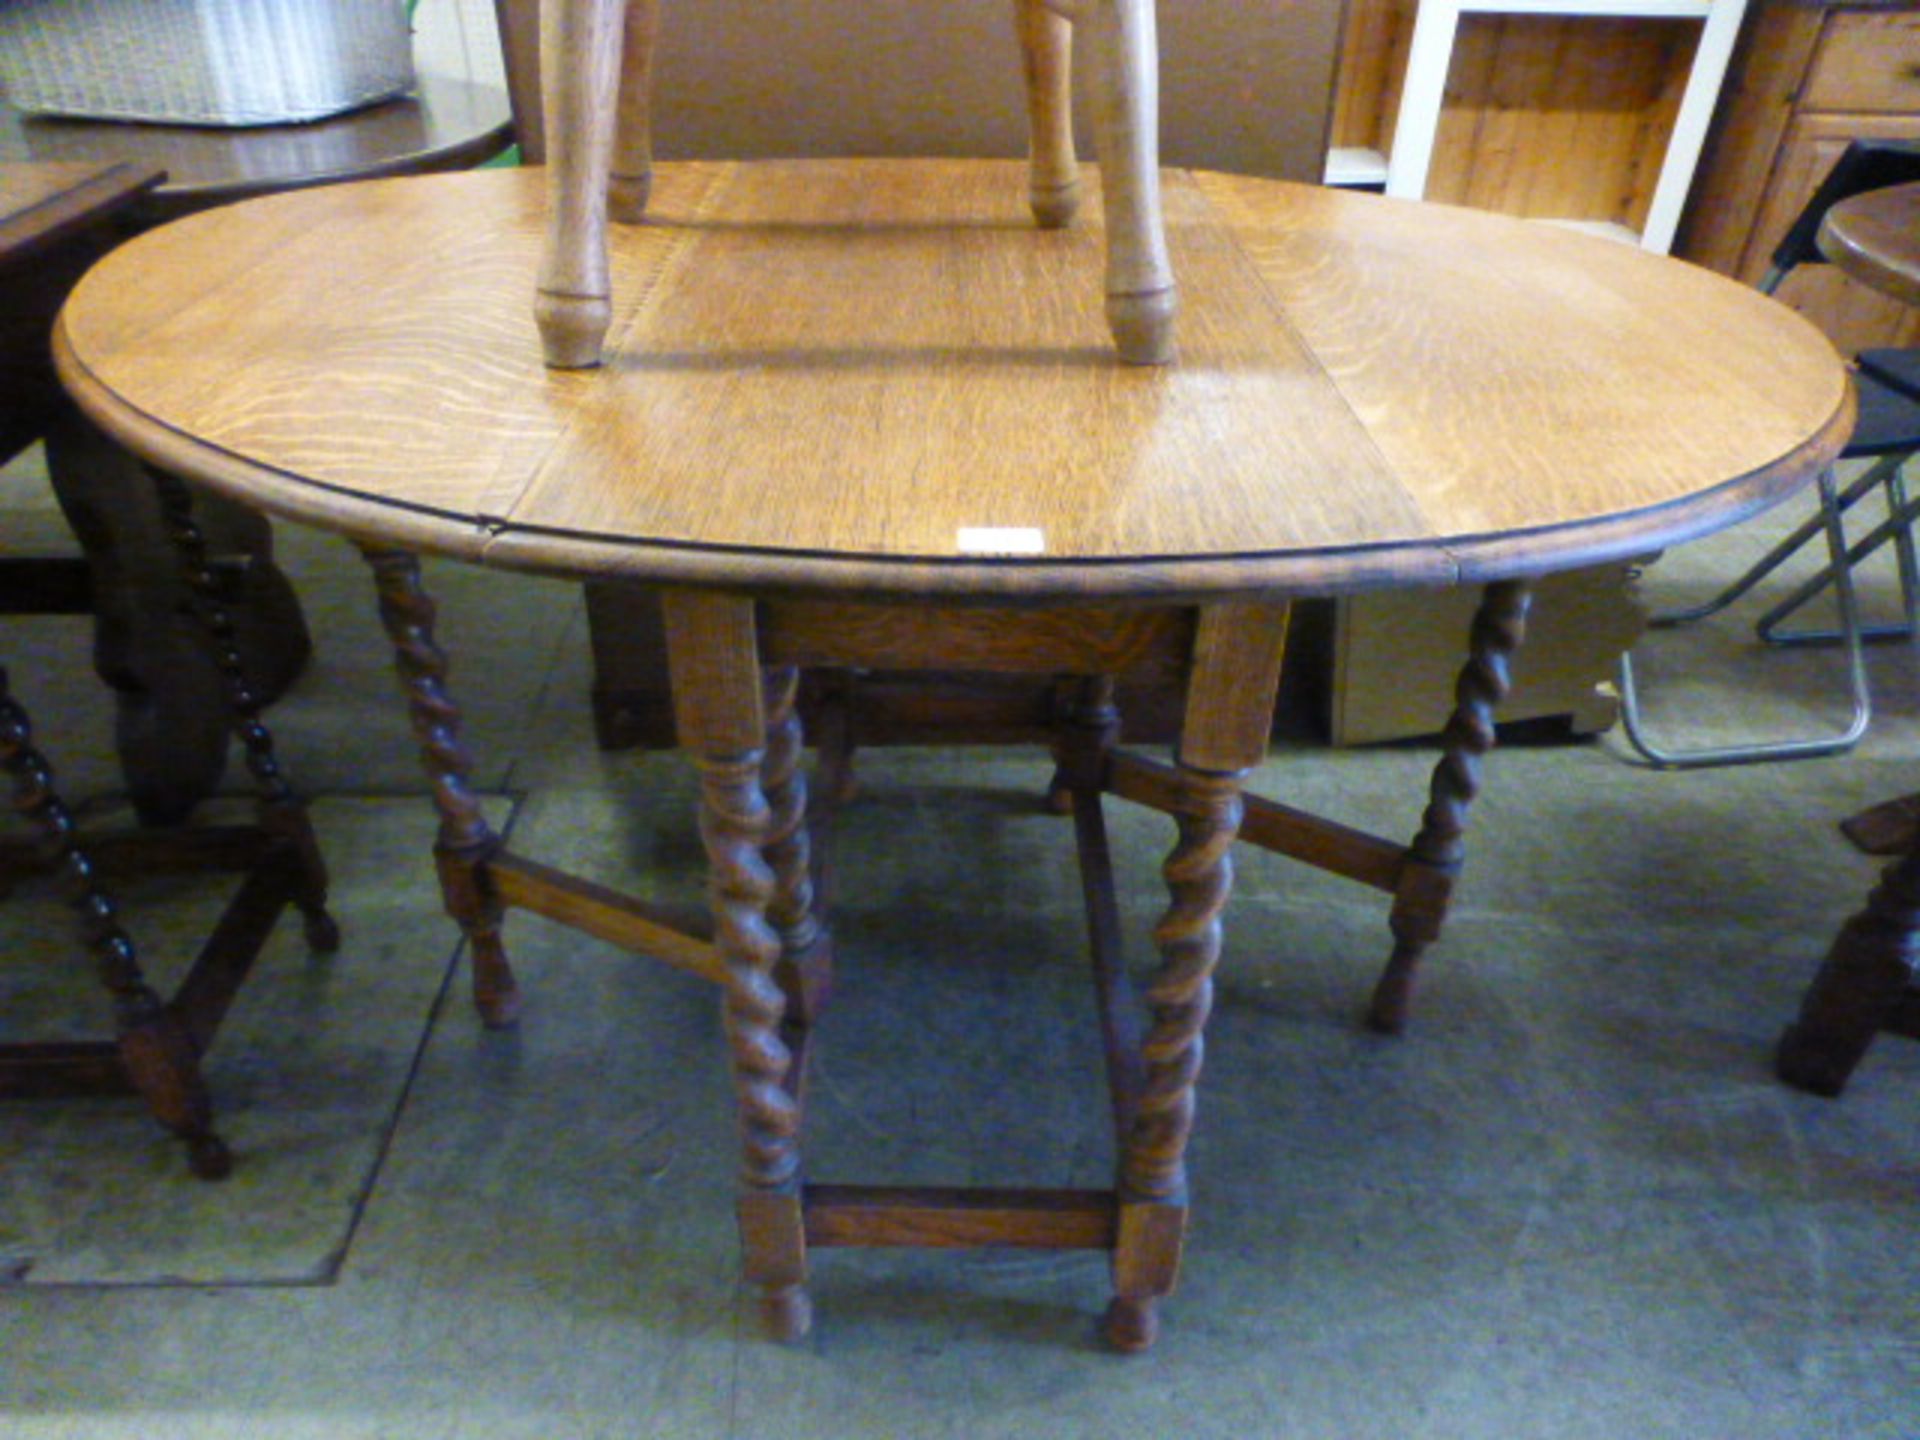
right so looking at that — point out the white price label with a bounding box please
[956,527,1046,556]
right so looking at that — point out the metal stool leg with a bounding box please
[1650,454,1900,630]
[1618,468,1871,768]
[1756,459,1920,646]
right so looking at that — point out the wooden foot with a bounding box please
[1084,0,1175,365]
[184,1130,235,1181]
[1777,843,1920,1096]
[607,0,659,224]
[1031,181,1083,230]
[1107,288,1178,367]
[607,171,652,224]
[1369,580,1530,1033]
[1840,791,1920,856]
[760,1283,814,1342]
[1016,0,1080,229]
[534,292,613,370]
[361,547,519,1026]
[1103,1294,1158,1352]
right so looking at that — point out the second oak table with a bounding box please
[54,160,1850,1349]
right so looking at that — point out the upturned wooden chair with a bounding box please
[531,0,1175,368]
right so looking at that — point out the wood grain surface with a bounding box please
[1819,182,1920,309]
[0,161,163,265]
[56,159,1852,601]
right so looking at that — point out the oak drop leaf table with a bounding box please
[54,160,1849,1346]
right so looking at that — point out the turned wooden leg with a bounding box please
[1107,602,1287,1351]
[360,548,519,1028]
[1015,0,1080,228]
[1107,766,1243,1353]
[762,665,832,1026]
[1778,843,1920,1096]
[0,667,231,1178]
[1082,0,1174,364]
[1048,675,1118,812]
[536,0,626,367]
[662,592,809,1340]
[1369,579,1531,1035]
[608,0,660,222]
[152,471,339,954]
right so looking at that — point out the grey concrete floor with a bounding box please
[3,447,1919,1438]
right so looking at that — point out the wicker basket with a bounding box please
[0,0,415,127]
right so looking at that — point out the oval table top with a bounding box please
[56,159,1852,602]
[1818,181,1920,310]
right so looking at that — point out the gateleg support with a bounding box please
[663,589,810,1339]
[1369,579,1531,1034]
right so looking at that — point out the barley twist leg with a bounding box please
[360,547,518,1027]
[761,666,830,1024]
[1107,767,1243,1352]
[152,470,338,952]
[699,749,809,1338]
[0,668,229,1178]
[1370,579,1531,1034]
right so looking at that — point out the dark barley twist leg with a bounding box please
[1107,767,1244,1353]
[1777,843,1920,1096]
[699,749,809,1339]
[0,667,230,1178]
[1369,579,1531,1034]
[360,547,518,1027]
[151,470,339,953]
[761,666,831,1024]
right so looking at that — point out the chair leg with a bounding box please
[1015,0,1081,228]
[608,0,659,222]
[1650,453,1900,631]
[1081,0,1175,365]
[536,0,626,368]
[1617,469,1872,769]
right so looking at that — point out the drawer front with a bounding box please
[1804,12,1920,113]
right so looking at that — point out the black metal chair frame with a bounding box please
[1619,139,1920,768]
